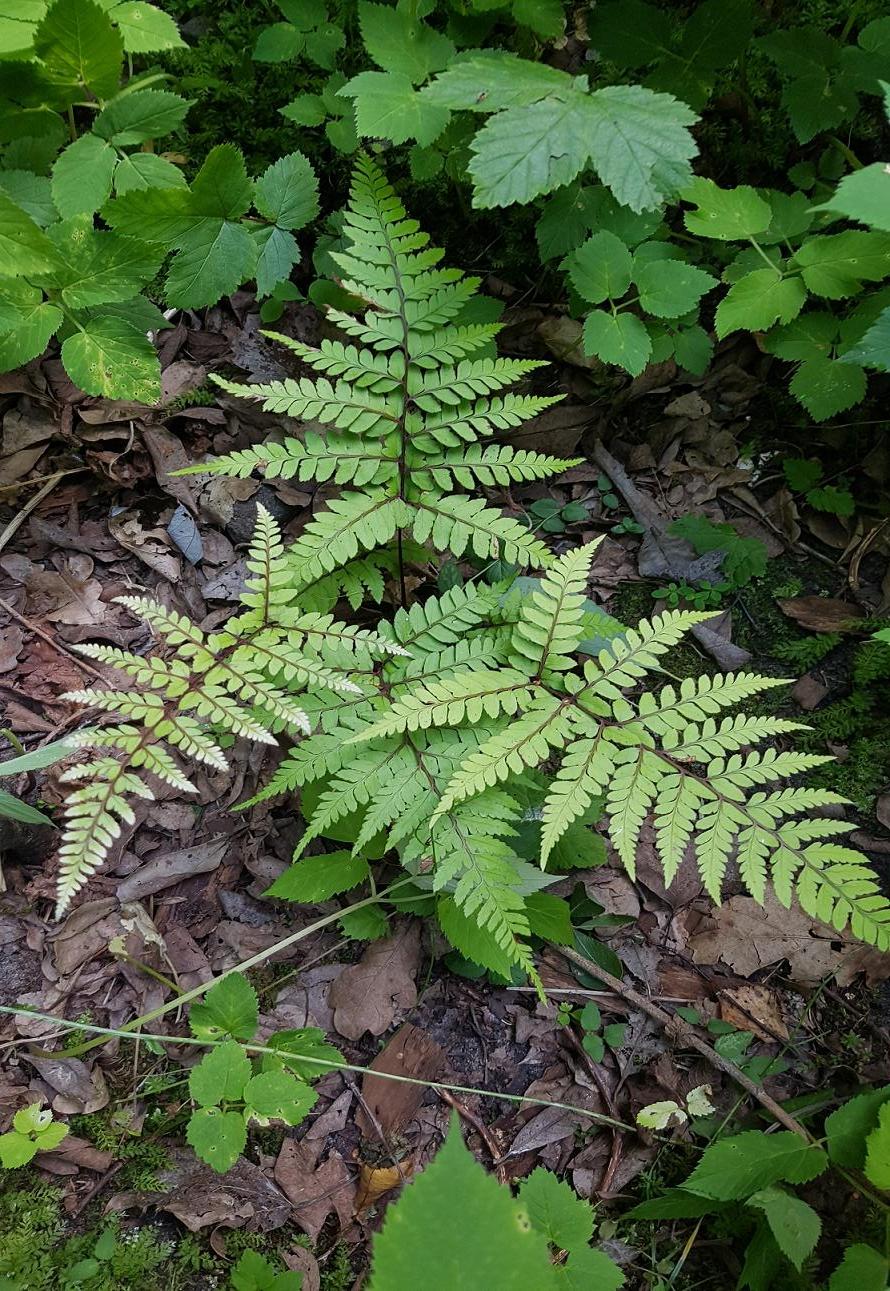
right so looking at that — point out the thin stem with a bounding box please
[747,237,782,275]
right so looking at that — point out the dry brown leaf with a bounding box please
[329,922,421,1040]
[1,553,107,625]
[790,673,829,710]
[719,985,789,1042]
[116,838,227,901]
[356,1023,446,1139]
[108,510,182,582]
[274,1139,355,1240]
[355,1160,413,1211]
[688,891,890,988]
[157,1151,291,1232]
[777,596,863,633]
[282,1247,320,1291]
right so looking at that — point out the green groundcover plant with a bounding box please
[50,160,890,980]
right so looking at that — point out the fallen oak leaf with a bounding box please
[777,596,863,633]
[328,922,421,1041]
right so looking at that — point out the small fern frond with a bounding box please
[422,394,563,448]
[286,493,412,588]
[580,610,716,701]
[390,583,498,652]
[409,358,547,411]
[666,715,809,759]
[211,374,398,436]
[353,669,539,741]
[540,734,613,861]
[509,539,602,677]
[415,445,582,491]
[638,672,792,734]
[408,324,503,366]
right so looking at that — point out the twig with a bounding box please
[554,944,813,1141]
[0,595,107,683]
[438,1088,505,1181]
[69,1161,124,1218]
[561,1028,623,1194]
[0,471,66,557]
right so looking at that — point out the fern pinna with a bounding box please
[55,159,890,976]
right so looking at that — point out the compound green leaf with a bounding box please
[244,1070,317,1125]
[422,53,570,113]
[634,258,717,317]
[107,0,185,51]
[682,178,772,240]
[254,21,305,62]
[821,163,890,231]
[186,1106,246,1174]
[436,896,518,979]
[358,0,454,83]
[231,1249,302,1291]
[468,94,591,209]
[0,281,62,369]
[254,151,319,230]
[165,218,256,309]
[190,971,258,1042]
[189,1040,252,1107]
[0,171,55,228]
[264,1027,344,1082]
[683,1131,828,1200]
[747,1188,821,1270]
[512,0,564,39]
[61,314,159,403]
[519,1167,593,1252]
[54,226,163,307]
[843,304,890,372]
[582,309,652,376]
[253,225,300,299]
[565,230,633,304]
[714,269,805,337]
[761,311,837,361]
[673,324,712,374]
[342,70,450,146]
[0,1131,39,1169]
[35,0,123,102]
[52,133,117,217]
[367,1119,560,1290]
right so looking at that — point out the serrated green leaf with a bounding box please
[582,310,652,375]
[789,357,867,420]
[683,1131,828,1200]
[634,258,717,317]
[524,892,573,944]
[628,1189,722,1220]
[52,133,117,217]
[166,218,256,309]
[782,458,823,492]
[762,312,838,362]
[714,269,806,337]
[673,324,712,374]
[828,1243,889,1291]
[264,1028,344,1082]
[746,1188,821,1270]
[468,94,591,209]
[254,21,305,62]
[820,163,890,231]
[107,0,186,52]
[252,225,300,299]
[513,0,564,38]
[864,1101,890,1190]
[186,1106,246,1173]
[35,0,123,102]
[190,971,258,1042]
[557,1246,625,1290]
[565,230,633,304]
[280,93,328,126]
[583,85,697,213]
[359,0,454,83]
[189,1040,251,1107]
[342,70,450,146]
[683,178,771,240]
[254,151,318,230]
[0,282,62,370]
[0,189,55,275]
[519,1168,593,1252]
[113,151,186,195]
[94,88,190,145]
[231,1249,302,1291]
[422,53,570,113]
[339,903,389,940]
[53,225,163,307]
[793,232,890,299]
[0,170,55,227]
[244,1070,317,1125]
[367,1118,561,1290]
[0,1131,39,1169]
[266,850,370,902]
[61,314,159,403]
[842,304,890,372]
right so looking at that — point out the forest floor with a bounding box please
[1,284,889,1290]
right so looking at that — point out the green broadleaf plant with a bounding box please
[54,160,890,983]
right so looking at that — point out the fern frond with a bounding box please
[422,394,563,448]
[390,583,498,652]
[409,358,546,411]
[667,715,809,760]
[579,610,716,703]
[707,749,833,796]
[353,669,539,740]
[540,734,614,861]
[434,699,574,818]
[294,743,415,857]
[509,539,602,677]
[185,434,399,489]
[418,444,582,491]
[412,493,551,567]
[399,631,512,682]
[606,748,668,879]
[262,332,402,391]
[286,493,412,587]
[408,324,503,367]
[212,374,398,436]
[638,673,792,735]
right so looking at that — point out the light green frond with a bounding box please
[211,374,397,436]
[579,610,717,702]
[391,582,498,652]
[695,798,749,902]
[638,672,793,735]
[295,743,415,857]
[408,324,503,367]
[240,504,292,624]
[409,358,546,411]
[422,394,564,448]
[667,715,809,760]
[261,332,402,391]
[745,787,850,823]
[352,756,432,855]
[268,611,408,662]
[707,749,834,797]
[510,539,603,677]
[412,493,552,568]
[653,772,711,886]
[398,631,512,682]
[183,434,398,489]
[540,734,615,862]
[418,444,582,492]
[353,669,539,741]
[114,596,207,654]
[434,698,573,819]
[605,748,668,879]
[286,493,412,588]
[293,546,412,613]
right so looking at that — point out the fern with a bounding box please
[52,161,890,975]
[181,156,575,584]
